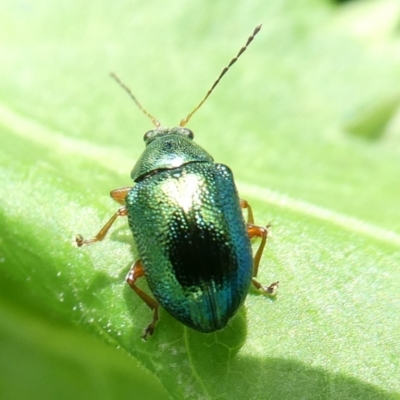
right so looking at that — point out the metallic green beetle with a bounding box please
[76,25,278,339]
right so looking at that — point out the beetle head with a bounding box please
[143,127,194,146]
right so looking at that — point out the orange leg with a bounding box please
[240,199,254,224]
[126,260,159,340]
[110,187,132,205]
[241,199,279,296]
[75,187,132,246]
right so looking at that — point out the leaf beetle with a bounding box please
[76,24,278,340]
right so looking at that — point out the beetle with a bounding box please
[76,24,278,339]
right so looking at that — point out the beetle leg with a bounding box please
[247,224,279,296]
[247,223,279,296]
[75,206,127,246]
[247,223,268,277]
[126,260,160,340]
[240,199,254,224]
[252,277,279,296]
[242,199,279,296]
[75,187,132,246]
[110,186,132,205]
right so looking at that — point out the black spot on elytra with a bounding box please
[166,212,236,289]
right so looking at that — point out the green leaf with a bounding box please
[344,94,400,139]
[1,0,400,399]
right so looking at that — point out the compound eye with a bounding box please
[143,130,154,142]
[185,129,194,139]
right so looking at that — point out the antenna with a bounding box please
[110,72,161,127]
[179,24,262,127]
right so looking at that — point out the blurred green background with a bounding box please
[1,0,400,399]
